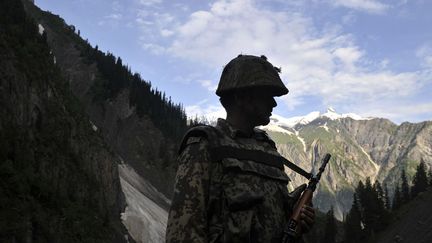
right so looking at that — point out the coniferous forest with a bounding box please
[2,1,431,243]
[303,159,432,243]
[316,160,432,243]
[0,0,129,241]
[84,46,189,142]
[27,0,189,143]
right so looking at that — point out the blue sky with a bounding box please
[36,0,432,123]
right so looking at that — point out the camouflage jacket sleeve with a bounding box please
[166,137,211,243]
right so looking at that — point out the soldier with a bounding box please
[166,55,315,243]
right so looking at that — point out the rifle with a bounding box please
[281,153,332,243]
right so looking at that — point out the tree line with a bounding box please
[82,45,189,142]
[1,0,128,241]
[317,159,432,243]
[39,14,191,143]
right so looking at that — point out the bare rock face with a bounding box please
[266,117,432,220]
[26,2,178,198]
[340,119,432,188]
[19,0,432,236]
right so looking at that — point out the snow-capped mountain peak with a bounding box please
[270,112,321,128]
[322,107,339,119]
[322,107,372,121]
[266,108,372,131]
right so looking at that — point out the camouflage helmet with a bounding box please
[216,54,289,97]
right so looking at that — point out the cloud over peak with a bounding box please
[130,0,431,122]
[331,0,389,14]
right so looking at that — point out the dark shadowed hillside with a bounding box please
[375,188,432,243]
[22,0,189,198]
[0,0,130,241]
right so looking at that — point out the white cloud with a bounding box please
[416,44,432,68]
[98,13,123,26]
[333,46,363,71]
[134,6,175,43]
[167,0,317,66]
[198,79,218,92]
[112,1,123,12]
[331,0,389,14]
[132,0,430,122]
[156,0,429,116]
[342,12,357,25]
[138,0,162,7]
[380,59,389,69]
[185,103,226,121]
[140,43,166,54]
[160,29,174,37]
[353,101,432,123]
[106,13,122,20]
[97,1,125,26]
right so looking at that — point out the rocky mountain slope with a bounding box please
[119,163,169,243]
[264,108,432,220]
[12,0,432,241]
[23,0,185,199]
[0,0,130,241]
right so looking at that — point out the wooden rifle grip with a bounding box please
[290,189,313,235]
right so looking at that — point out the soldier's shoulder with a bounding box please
[254,127,276,147]
[178,125,221,154]
[184,136,204,146]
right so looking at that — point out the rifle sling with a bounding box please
[210,146,312,179]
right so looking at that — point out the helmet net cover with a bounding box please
[216,55,289,97]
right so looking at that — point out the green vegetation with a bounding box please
[344,194,362,243]
[343,178,391,242]
[411,159,428,198]
[400,169,410,203]
[0,0,125,241]
[29,1,188,143]
[342,160,432,243]
[267,131,303,149]
[322,207,337,243]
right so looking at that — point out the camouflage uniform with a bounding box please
[166,118,297,243]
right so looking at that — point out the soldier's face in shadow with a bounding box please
[238,90,277,127]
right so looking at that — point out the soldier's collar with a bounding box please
[216,118,267,140]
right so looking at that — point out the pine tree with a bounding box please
[392,184,402,210]
[373,181,391,230]
[383,183,391,210]
[344,193,362,243]
[401,169,410,203]
[362,177,377,236]
[411,159,428,197]
[355,180,366,210]
[322,207,337,243]
[373,181,384,203]
[428,168,432,186]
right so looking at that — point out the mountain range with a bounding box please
[2,0,431,242]
[263,108,432,219]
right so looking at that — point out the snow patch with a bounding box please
[89,120,98,131]
[359,146,380,180]
[295,130,307,153]
[38,24,44,35]
[322,107,372,121]
[271,112,320,128]
[271,107,373,128]
[262,123,294,135]
[319,123,329,132]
